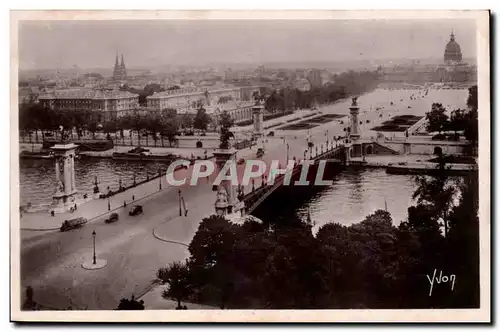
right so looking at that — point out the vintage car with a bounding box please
[60,217,87,232]
[105,213,119,224]
[256,148,265,158]
[129,205,143,216]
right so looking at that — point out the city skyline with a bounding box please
[18,19,477,70]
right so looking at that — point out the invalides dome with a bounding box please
[444,31,463,63]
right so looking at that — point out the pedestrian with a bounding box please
[132,195,135,201]
[51,210,55,217]
[74,204,77,211]
[123,201,127,208]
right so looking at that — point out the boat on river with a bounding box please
[19,150,54,160]
[112,147,177,162]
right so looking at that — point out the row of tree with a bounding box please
[425,85,478,146]
[258,70,380,112]
[19,104,213,146]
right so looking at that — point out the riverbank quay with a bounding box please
[19,143,216,160]
[349,154,477,175]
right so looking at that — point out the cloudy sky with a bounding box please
[18,19,477,69]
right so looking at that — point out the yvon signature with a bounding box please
[427,269,456,296]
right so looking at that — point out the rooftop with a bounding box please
[39,89,139,100]
[147,86,241,99]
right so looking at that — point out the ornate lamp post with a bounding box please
[159,169,162,190]
[92,230,96,265]
[178,189,182,216]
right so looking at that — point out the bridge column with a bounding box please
[213,148,243,215]
[51,143,79,213]
[349,97,361,141]
[252,102,265,140]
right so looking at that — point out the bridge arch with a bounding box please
[366,144,373,155]
[434,146,443,156]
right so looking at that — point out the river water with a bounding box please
[252,167,417,229]
[19,159,169,209]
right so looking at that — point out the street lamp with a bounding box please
[178,189,182,216]
[92,230,96,265]
[159,169,162,190]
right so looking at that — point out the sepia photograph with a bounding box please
[10,10,490,323]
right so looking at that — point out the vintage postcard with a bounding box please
[10,10,490,323]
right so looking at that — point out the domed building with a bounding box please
[435,31,476,84]
[444,31,463,64]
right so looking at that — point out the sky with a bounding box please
[18,19,477,70]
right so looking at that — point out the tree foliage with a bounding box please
[218,111,234,149]
[158,261,192,309]
[116,296,145,310]
[193,107,211,132]
[426,103,449,134]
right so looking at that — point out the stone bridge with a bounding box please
[241,144,346,215]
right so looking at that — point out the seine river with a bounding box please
[19,159,169,209]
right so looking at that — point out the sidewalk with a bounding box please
[152,188,217,246]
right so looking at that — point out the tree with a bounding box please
[145,113,164,146]
[85,111,100,139]
[463,86,478,150]
[129,111,146,146]
[193,107,211,133]
[449,108,466,135]
[158,261,192,309]
[116,296,145,310]
[218,111,234,149]
[467,85,478,112]
[412,156,456,238]
[103,119,117,140]
[188,215,242,308]
[426,103,449,134]
[180,114,193,130]
[160,109,179,147]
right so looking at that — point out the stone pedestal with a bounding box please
[50,143,78,213]
[252,104,265,140]
[213,148,243,215]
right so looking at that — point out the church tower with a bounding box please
[112,53,127,81]
[120,54,127,79]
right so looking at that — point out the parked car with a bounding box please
[267,131,275,137]
[129,205,143,216]
[256,148,265,158]
[105,213,119,224]
[60,217,87,232]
